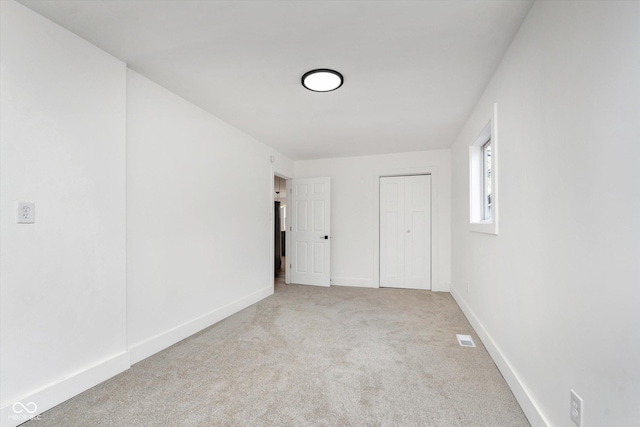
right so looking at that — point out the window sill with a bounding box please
[470,221,498,235]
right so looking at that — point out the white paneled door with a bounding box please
[290,177,331,286]
[380,175,431,290]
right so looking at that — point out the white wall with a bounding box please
[450,2,640,426]
[127,70,293,363]
[0,1,127,425]
[295,150,451,291]
[0,2,294,422]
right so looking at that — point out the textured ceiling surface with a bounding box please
[19,0,533,160]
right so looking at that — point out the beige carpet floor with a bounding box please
[26,282,530,426]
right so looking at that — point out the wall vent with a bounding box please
[456,334,476,347]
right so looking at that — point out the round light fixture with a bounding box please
[301,69,344,92]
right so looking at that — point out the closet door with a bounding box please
[404,175,431,289]
[380,177,406,287]
[380,175,431,290]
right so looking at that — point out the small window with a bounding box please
[469,104,498,235]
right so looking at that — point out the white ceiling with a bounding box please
[18,0,533,160]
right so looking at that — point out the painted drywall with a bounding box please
[295,150,451,291]
[450,1,640,426]
[127,70,293,363]
[0,1,127,425]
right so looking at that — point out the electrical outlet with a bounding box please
[570,389,583,427]
[16,202,35,224]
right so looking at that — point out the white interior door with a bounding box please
[380,177,405,287]
[290,177,330,286]
[380,175,431,290]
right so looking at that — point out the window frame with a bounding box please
[481,139,492,221]
[469,104,498,235]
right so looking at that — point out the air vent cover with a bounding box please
[456,334,476,347]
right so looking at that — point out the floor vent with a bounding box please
[456,334,476,347]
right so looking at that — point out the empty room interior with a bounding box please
[1,1,639,426]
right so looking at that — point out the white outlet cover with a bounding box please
[16,202,35,224]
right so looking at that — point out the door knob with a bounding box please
[407,230,411,233]
[322,235,329,239]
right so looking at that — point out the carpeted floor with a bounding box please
[26,282,530,426]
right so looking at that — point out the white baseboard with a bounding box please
[330,277,449,291]
[450,287,550,427]
[1,286,274,427]
[431,282,450,292]
[129,285,273,364]
[331,277,376,288]
[1,352,130,427]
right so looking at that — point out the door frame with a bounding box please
[373,166,440,290]
[271,167,292,291]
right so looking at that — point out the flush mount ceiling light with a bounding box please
[301,69,344,92]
